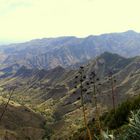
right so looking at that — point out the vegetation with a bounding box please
[103,95,140,129]
[72,94,140,139]
[124,110,140,140]
[0,87,15,123]
[43,122,54,140]
[0,52,140,139]
[74,66,92,140]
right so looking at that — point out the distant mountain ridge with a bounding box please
[0,30,140,69]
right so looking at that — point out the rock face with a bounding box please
[1,30,140,69]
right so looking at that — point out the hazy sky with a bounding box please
[0,0,140,43]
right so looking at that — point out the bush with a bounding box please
[104,100,131,129]
[124,110,140,140]
[103,95,140,129]
[43,122,53,140]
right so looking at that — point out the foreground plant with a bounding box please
[89,70,102,136]
[74,66,92,140]
[0,87,16,123]
[124,110,140,140]
[107,71,117,112]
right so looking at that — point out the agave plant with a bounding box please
[95,129,114,140]
[101,130,114,140]
[124,110,140,140]
[74,66,92,140]
[89,70,102,135]
[0,86,16,123]
[107,70,117,112]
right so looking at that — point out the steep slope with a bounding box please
[0,52,139,139]
[0,97,45,140]
[1,30,140,69]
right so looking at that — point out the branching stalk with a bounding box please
[0,88,15,123]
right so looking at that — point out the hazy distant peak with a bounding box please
[122,30,139,37]
[124,30,137,34]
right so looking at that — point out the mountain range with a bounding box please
[1,30,140,70]
[1,30,140,139]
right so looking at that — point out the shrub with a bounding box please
[43,122,53,140]
[124,110,140,140]
[103,95,140,129]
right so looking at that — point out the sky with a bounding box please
[0,0,140,43]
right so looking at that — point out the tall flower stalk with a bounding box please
[108,71,117,112]
[74,66,92,140]
[90,71,102,137]
[0,87,15,123]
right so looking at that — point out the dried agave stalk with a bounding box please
[108,71,117,112]
[90,71,102,136]
[0,87,15,123]
[74,66,92,140]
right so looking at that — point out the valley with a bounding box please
[1,0,140,138]
[0,51,140,139]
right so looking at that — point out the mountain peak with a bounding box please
[124,30,138,35]
[51,66,65,73]
[100,52,123,59]
[14,66,33,77]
